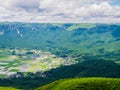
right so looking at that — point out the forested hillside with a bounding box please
[0,22,120,58]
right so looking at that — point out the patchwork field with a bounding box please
[0,49,76,78]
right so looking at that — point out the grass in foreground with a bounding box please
[0,87,19,90]
[36,78,120,90]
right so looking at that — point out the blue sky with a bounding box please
[0,0,120,23]
[110,1,120,6]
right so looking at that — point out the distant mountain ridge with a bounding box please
[0,23,120,59]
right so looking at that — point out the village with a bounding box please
[0,49,77,78]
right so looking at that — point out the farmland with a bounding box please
[0,49,76,78]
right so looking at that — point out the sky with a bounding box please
[0,0,120,23]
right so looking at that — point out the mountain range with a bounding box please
[0,22,120,90]
[0,22,120,57]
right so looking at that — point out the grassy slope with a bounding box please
[66,23,96,31]
[36,78,120,90]
[0,87,19,90]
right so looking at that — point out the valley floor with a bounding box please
[0,49,76,78]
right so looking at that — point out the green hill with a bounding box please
[0,87,19,90]
[36,78,120,90]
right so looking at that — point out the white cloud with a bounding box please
[0,0,119,23]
